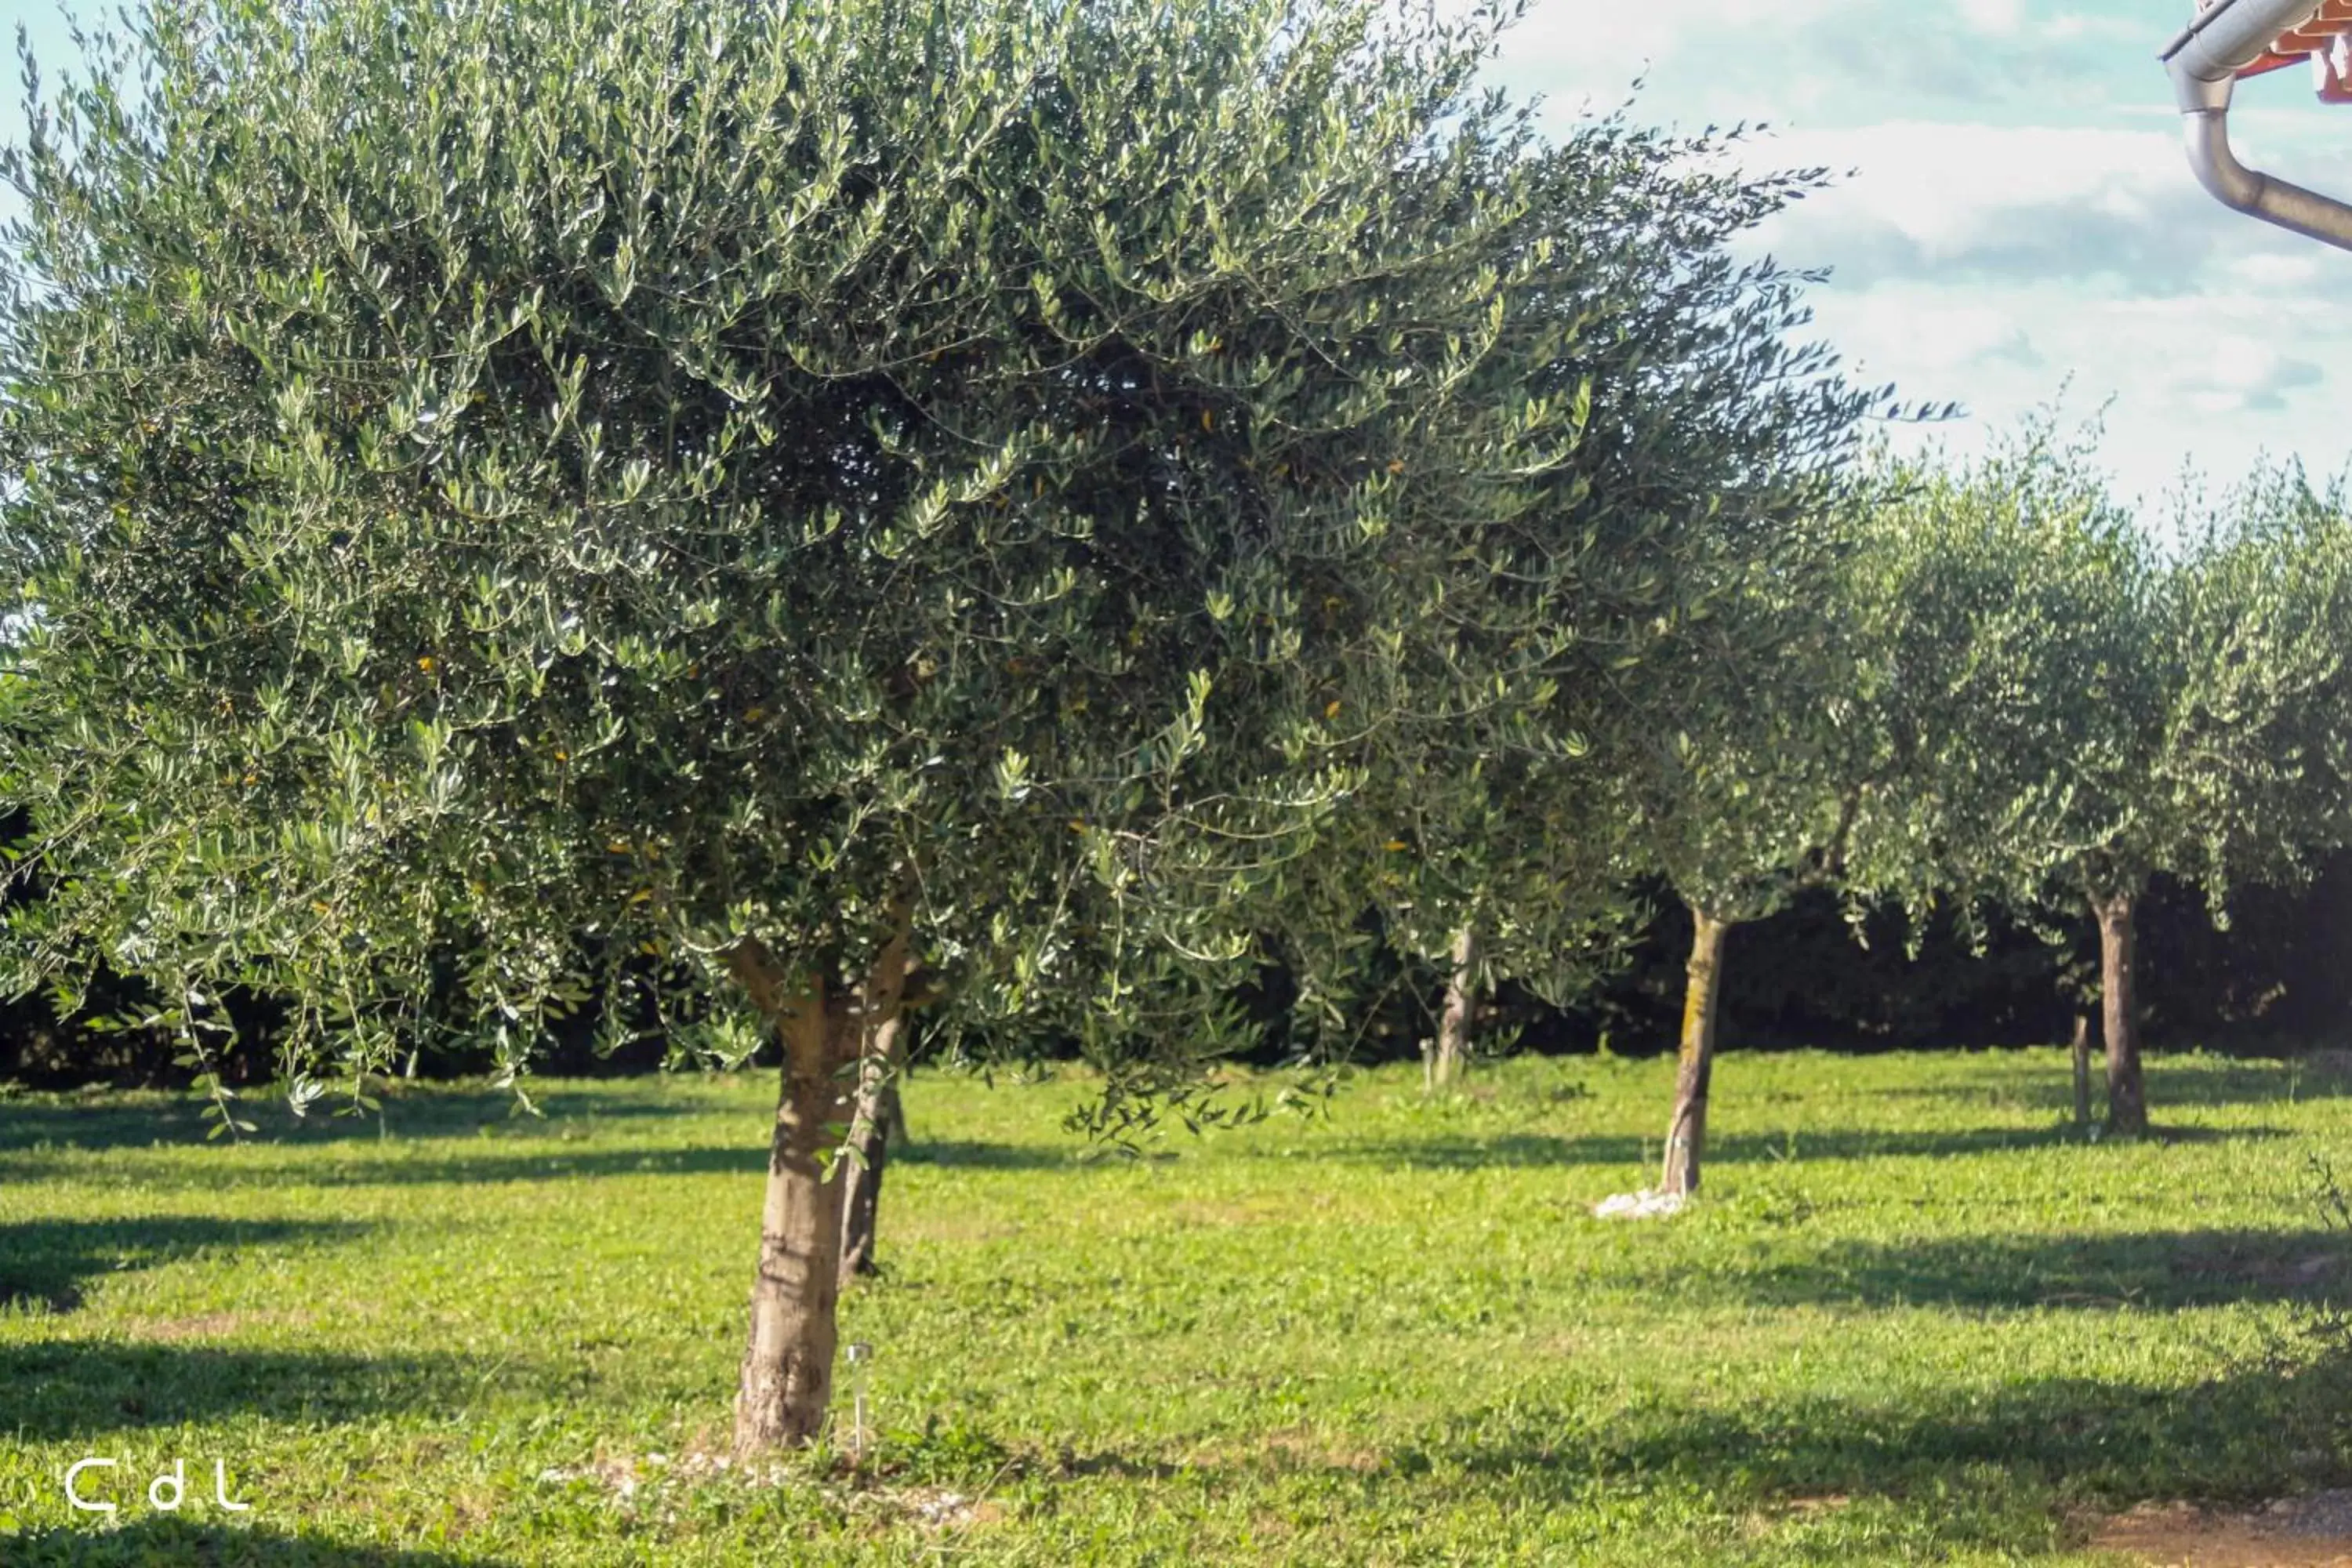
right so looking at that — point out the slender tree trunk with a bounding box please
[2071,1012,2093,1129]
[2094,890,2147,1137]
[837,1011,907,1287]
[1432,926,1477,1088]
[1661,907,1731,1198]
[730,917,913,1457]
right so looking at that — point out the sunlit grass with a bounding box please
[2,1047,2347,1563]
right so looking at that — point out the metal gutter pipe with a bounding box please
[2161,0,2352,250]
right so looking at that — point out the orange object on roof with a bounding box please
[2321,31,2352,100]
[2200,0,2352,95]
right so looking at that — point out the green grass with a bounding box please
[2,1047,2350,1564]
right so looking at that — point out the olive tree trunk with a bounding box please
[2093,891,2147,1137]
[729,923,912,1456]
[1432,926,1477,1088]
[837,1010,908,1287]
[1661,906,1730,1198]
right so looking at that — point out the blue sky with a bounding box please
[2,0,2346,506]
[1488,0,2352,506]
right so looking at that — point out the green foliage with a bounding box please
[2,1051,2349,1563]
[1853,423,2352,928]
[1610,485,1871,926]
[1265,123,1889,1019]
[1836,425,2154,932]
[2166,463,2352,904]
[0,0,1722,1108]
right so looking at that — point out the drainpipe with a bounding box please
[2161,0,2352,251]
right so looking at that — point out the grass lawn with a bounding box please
[2,1047,2350,1564]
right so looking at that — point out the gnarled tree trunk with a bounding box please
[2093,890,2147,1137]
[1661,906,1730,1198]
[730,920,912,1456]
[837,1010,908,1287]
[1432,926,1477,1089]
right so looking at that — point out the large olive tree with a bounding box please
[0,0,1697,1450]
[837,112,1888,1269]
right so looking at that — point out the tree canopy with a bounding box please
[0,0,1571,1091]
[1853,430,2352,1131]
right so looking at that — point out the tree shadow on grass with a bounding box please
[1642,1226,2352,1312]
[1432,1344,2352,1525]
[896,1139,1076,1171]
[0,1087,717,1155]
[5,1520,509,1566]
[0,1341,502,1442]
[256,1135,1073,1186]
[1045,1344,2351,1559]
[1882,1055,2352,1112]
[0,1218,369,1313]
[0,1134,1073,1189]
[1311,1122,2285,1171]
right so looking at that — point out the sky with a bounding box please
[1486,0,2352,507]
[0,0,2346,507]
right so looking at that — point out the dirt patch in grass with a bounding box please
[2092,1493,2352,1566]
[894,1214,1030,1246]
[2169,1238,2345,1294]
[538,1434,1013,1536]
[1163,1198,1297,1230]
[1740,1495,1853,1541]
[1184,1425,1385,1474]
[135,1309,314,1341]
[430,1485,499,1541]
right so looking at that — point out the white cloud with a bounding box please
[2172,338,2326,417]
[1759,121,2183,241]
[1505,0,1838,71]
[2045,11,2143,43]
[2223,250,2331,290]
[1808,283,2351,506]
[1732,119,2344,296]
[1494,0,2169,127]
[1486,0,2352,512]
[1956,0,2026,36]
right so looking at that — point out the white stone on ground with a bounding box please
[1592,1189,1686,1220]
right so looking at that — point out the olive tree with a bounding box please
[1861,434,2352,1135]
[0,0,1619,1450]
[1327,127,1886,1093]
[1613,431,2111,1200]
[2094,468,2352,1130]
[1607,489,1880,1197]
[834,111,1891,1272]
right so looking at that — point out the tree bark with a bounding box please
[1661,907,1730,1198]
[2094,890,2147,1137]
[729,916,913,1457]
[1432,926,1477,1088]
[2071,1012,2092,1129]
[837,1010,907,1287]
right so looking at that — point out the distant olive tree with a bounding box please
[841,115,1889,1272]
[1860,433,2352,1135]
[1328,128,1885,1094]
[1607,488,1880,1197]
